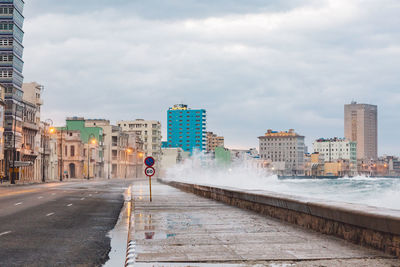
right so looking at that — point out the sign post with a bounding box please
[144,157,155,202]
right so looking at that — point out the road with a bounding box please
[0,179,133,267]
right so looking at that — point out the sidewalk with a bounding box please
[128,180,398,266]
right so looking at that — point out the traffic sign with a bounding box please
[144,156,155,167]
[145,167,155,177]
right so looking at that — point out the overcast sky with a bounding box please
[23,0,400,155]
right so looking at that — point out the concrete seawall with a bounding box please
[160,179,400,258]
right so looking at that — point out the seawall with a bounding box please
[160,179,400,258]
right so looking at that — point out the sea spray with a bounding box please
[165,152,400,210]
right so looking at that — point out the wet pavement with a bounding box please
[131,180,399,266]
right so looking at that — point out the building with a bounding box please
[258,129,305,175]
[206,131,224,152]
[1,0,25,182]
[166,104,206,153]
[57,130,85,179]
[117,119,161,173]
[19,82,42,182]
[313,138,357,164]
[58,117,104,179]
[160,147,189,176]
[0,85,4,178]
[344,101,378,160]
[86,119,141,179]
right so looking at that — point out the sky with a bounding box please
[22,0,400,155]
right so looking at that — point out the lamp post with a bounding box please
[87,133,96,180]
[41,119,54,183]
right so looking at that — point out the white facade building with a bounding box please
[258,129,305,175]
[313,138,357,164]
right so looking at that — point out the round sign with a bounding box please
[144,156,155,167]
[145,167,155,177]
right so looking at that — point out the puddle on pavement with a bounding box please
[103,186,131,267]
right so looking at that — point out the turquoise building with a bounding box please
[166,104,206,152]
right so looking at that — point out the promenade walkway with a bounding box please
[131,180,398,266]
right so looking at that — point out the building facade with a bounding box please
[166,104,206,153]
[206,131,224,152]
[0,84,4,177]
[1,0,25,181]
[86,119,140,179]
[117,119,161,161]
[313,138,357,164]
[258,129,305,175]
[344,101,378,160]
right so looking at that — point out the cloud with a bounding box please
[22,0,400,154]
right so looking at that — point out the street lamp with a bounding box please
[42,119,53,183]
[87,133,96,180]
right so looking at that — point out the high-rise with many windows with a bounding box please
[166,104,206,152]
[344,101,378,160]
[0,0,25,177]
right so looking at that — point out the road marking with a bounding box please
[14,202,22,206]
[80,197,85,200]
[67,203,73,207]
[89,194,92,197]
[46,212,55,217]
[0,231,11,237]
[51,193,56,195]
[38,196,43,199]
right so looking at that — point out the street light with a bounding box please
[87,133,96,180]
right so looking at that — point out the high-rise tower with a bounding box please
[167,104,207,152]
[0,0,25,178]
[344,101,378,160]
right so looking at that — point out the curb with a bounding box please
[125,186,136,266]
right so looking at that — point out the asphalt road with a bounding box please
[0,179,133,267]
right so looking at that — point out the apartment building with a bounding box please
[117,119,162,164]
[206,131,224,152]
[344,101,378,160]
[258,129,305,175]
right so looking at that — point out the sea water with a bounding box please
[165,154,400,211]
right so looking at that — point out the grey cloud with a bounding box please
[23,0,400,154]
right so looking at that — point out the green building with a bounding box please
[215,147,231,167]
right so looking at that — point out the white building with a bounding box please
[313,138,357,164]
[258,129,305,175]
[117,119,162,171]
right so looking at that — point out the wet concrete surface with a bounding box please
[132,180,400,266]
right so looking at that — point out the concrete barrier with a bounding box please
[160,179,400,258]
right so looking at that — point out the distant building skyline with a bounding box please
[344,101,378,160]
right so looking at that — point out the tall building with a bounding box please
[344,101,378,160]
[206,131,224,152]
[258,129,305,175]
[313,137,357,165]
[0,0,25,180]
[166,104,206,152]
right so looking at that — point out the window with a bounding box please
[65,146,68,156]
[70,146,75,156]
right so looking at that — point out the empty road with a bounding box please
[0,179,132,267]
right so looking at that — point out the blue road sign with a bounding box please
[145,156,155,167]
